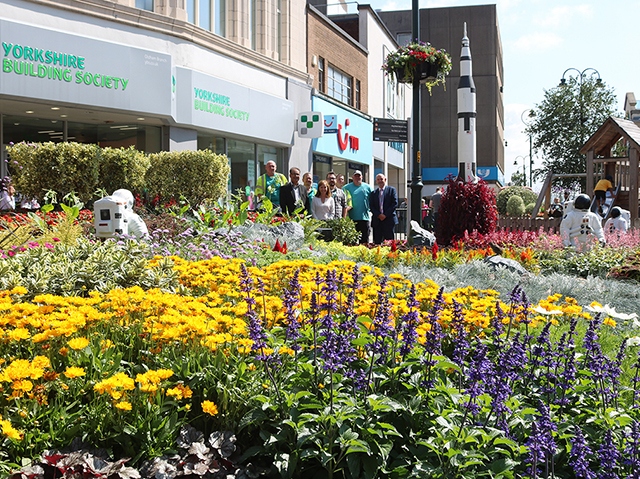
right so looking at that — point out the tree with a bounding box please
[510,170,526,186]
[526,75,617,189]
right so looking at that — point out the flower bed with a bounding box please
[2,207,640,477]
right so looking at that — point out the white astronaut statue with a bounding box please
[559,193,605,249]
[604,206,630,234]
[112,189,149,239]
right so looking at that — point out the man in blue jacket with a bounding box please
[369,173,398,244]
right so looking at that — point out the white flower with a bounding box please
[627,336,640,347]
[532,305,563,316]
[584,303,639,321]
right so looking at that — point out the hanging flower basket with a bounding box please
[382,41,452,93]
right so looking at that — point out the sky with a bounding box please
[354,0,640,188]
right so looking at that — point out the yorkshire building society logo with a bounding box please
[298,111,323,138]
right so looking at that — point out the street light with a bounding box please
[521,109,535,187]
[559,67,602,144]
[409,0,423,226]
[514,155,530,186]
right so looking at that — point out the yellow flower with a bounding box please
[0,418,23,440]
[64,367,86,379]
[202,400,219,416]
[167,384,193,400]
[67,337,90,350]
[115,401,132,411]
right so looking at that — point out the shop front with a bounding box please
[311,96,372,185]
[0,10,300,192]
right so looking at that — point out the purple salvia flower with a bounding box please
[450,299,469,369]
[597,429,621,479]
[463,340,491,418]
[569,426,596,479]
[398,284,420,359]
[239,264,268,358]
[525,401,557,478]
[282,270,302,351]
[367,276,393,362]
[623,421,640,478]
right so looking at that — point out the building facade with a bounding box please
[0,0,312,192]
[376,4,505,191]
[306,4,410,196]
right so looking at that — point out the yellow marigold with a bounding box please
[94,372,135,397]
[115,401,132,411]
[278,346,295,356]
[166,384,193,400]
[64,367,86,379]
[67,337,90,350]
[6,328,30,341]
[0,418,23,440]
[202,400,219,416]
[12,379,33,392]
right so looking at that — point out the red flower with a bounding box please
[431,242,439,261]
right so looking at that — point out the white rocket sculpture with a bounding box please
[457,22,477,182]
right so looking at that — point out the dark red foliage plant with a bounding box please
[435,176,498,247]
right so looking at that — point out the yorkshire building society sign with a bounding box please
[0,19,172,116]
[174,67,294,145]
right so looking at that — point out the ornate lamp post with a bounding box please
[521,109,535,187]
[513,155,530,186]
[409,0,423,226]
[559,68,601,145]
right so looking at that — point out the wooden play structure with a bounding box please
[532,116,640,228]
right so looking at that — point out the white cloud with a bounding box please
[534,4,593,29]
[512,32,563,52]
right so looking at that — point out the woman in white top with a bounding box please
[0,183,15,210]
[311,180,335,220]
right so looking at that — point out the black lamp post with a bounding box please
[514,155,530,186]
[520,109,535,187]
[559,68,601,145]
[409,0,423,226]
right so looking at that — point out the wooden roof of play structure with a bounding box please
[580,116,640,225]
[580,117,640,157]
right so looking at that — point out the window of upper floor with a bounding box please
[135,0,154,11]
[327,65,353,107]
[186,0,226,36]
[396,33,412,46]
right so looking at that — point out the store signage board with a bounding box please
[373,118,408,142]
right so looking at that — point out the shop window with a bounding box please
[135,0,154,11]
[355,79,361,110]
[186,0,225,35]
[327,65,352,106]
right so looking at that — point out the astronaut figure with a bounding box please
[112,189,149,239]
[604,206,629,235]
[559,193,605,249]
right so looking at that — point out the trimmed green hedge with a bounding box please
[6,142,229,207]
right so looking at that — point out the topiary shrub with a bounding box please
[496,186,538,216]
[145,150,230,207]
[524,202,536,215]
[323,217,361,245]
[7,142,100,203]
[435,177,498,247]
[97,146,150,195]
[506,195,526,217]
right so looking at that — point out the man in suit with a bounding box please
[279,167,309,215]
[369,173,398,244]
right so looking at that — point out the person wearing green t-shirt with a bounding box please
[255,160,287,209]
[343,170,372,244]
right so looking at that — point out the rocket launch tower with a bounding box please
[457,22,477,182]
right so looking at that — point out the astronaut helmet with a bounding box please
[610,206,622,218]
[112,189,135,210]
[573,194,591,211]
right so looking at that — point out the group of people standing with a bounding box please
[254,161,398,244]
